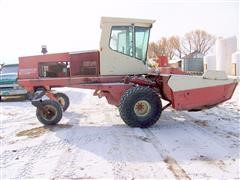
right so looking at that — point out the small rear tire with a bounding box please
[119,86,162,128]
[36,100,63,125]
[55,92,70,111]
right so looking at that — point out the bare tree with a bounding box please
[148,30,215,59]
[148,42,159,59]
[168,36,182,58]
[148,37,176,59]
[182,30,216,55]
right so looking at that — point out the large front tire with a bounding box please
[36,100,63,125]
[119,86,162,128]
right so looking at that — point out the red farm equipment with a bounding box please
[18,17,238,128]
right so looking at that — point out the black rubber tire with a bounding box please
[36,100,63,125]
[119,86,162,128]
[55,92,70,111]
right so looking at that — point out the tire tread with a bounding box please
[119,86,162,128]
[36,100,63,125]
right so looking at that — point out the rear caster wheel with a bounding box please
[55,92,70,111]
[36,100,63,125]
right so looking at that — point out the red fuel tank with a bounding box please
[157,56,168,67]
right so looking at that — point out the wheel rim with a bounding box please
[57,96,65,107]
[41,105,58,121]
[134,100,151,117]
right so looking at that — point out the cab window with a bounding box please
[110,26,133,57]
[135,27,150,61]
[109,26,150,62]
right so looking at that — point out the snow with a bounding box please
[0,86,239,179]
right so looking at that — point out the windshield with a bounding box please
[1,65,18,74]
[135,27,150,61]
[109,26,150,62]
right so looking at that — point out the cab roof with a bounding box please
[100,16,155,28]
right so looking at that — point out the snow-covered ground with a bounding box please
[0,85,239,179]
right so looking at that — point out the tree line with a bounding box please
[148,29,216,59]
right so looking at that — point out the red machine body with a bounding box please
[16,16,238,128]
[18,51,237,110]
[18,51,131,106]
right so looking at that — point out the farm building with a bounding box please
[181,51,204,74]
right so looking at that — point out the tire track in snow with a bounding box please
[179,111,239,147]
[142,128,191,180]
[51,147,78,179]
[188,105,240,138]
[108,127,171,179]
[1,141,66,163]
[1,140,68,178]
[158,110,238,176]
[109,134,130,179]
[164,156,191,180]
[139,109,238,179]
[178,111,239,174]
[104,111,130,179]
[50,130,91,178]
[102,111,172,179]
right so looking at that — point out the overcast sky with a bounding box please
[0,0,239,64]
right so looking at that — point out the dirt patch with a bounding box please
[124,135,151,143]
[16,127,50,138]
[193,120,208,127]
[191,155,226,171]
[16,124,73,138]
[164,156,191,180]
[1,111,18,116]
[191,155,213,162]
[216,160,226,170]
[198,155,212,161]
[136,136,151,143]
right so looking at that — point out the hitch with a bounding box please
[31,90,46,108]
